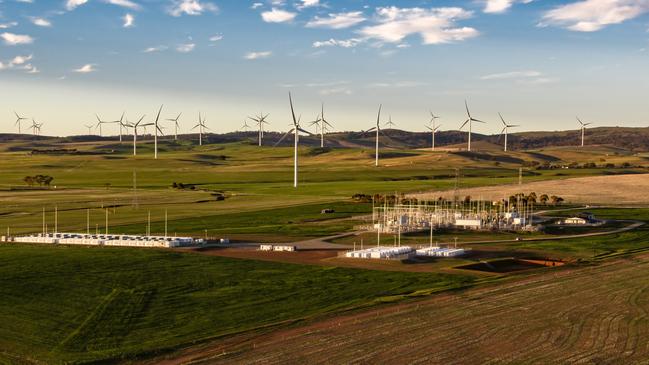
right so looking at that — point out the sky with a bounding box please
[0,0,648,136]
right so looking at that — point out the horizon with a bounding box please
[1,0,648,135]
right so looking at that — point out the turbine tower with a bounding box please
[95,114,107,137]
[577,117,591,147]
[426,112,441,151]
[166,113,182,141]
[192,112,209,146]
[153,105,164,159]
[459,100,486,152]
[113,112,126,142]
[275,92,312,188]
[364,105,383,167]
[498,113,520,152]
[126,115,151,156]
[14,111,28,134]
[318,103,333,148]
[249,113,270,146]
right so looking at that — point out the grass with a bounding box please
[0,243,473,364]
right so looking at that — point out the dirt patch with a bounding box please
[411,173,649,205]
[456,258,564,273]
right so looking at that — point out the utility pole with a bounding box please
[164,209,168,237]
[519,167,523,186]
[86,209,90,235]
[105,209,108,235]
[147,210,151,236]
[42,207,45,235]
[54,206,58,234]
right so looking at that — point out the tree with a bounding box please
[539,194,549,205]
[23,176,34,186]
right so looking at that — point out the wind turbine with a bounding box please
[29,119,42,136]
[364,105,382,167]
[84,124,94,135]
[274,92,312,188]
[240,120,252,131]
[248,113,270,146]
[95,114,107,137]
[426,112,441,151]
[126,115,151,156]
[385,115,396,129]
[192,112,209,146]
[577,117,591,147]
[498,113,520,152]
[112,112,127,142]
[166,113,182,141]
[14,111,28,134]
[459,100,486,152]
[153,105,164,159]
[311,103,333,148]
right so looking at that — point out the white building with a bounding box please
[13,233,194,248]
[563,217,588,225]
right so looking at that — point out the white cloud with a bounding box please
[73,64,97,73]
[359,7,479,45]
[540,0,649,32]
[176,43,196,52]
[251,3,263,10]
[483,0,533,14]
[320,87,352,95]
[168,0,218,16]
[103,0,141,10]
[245,51,272,59]
[306,11,366,29]
[313,38,362,48]
[24,64,39,73]
[123,13,135,27]
[1,32,34,45]
[261,8,296,23]
[10,54,32,65]
[480,70,542,80]
[209,34,223,42]
[296,0,319,10]
[0,22,18,29]
[143,45,168,52]
[30,17,52,27]
[66,0,88,11]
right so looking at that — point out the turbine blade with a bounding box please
[274,128,294,146]
[289,92,297,126]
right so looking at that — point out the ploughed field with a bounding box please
[183,253,649,364]
[0,244,472,364]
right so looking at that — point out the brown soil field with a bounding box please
[411,173,649,205]
[153,253,649,364]
[188,247,463,273]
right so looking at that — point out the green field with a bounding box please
[0,244,473,364]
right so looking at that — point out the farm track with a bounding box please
[156,254,649,364]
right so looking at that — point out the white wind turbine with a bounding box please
[459,100,486,152]
[126,115,151,156]
[112,112,127,142]
[240,120,252,131]
[153,105,164,159]
[166,113,182,141]
[192,112,209,146]
[364,105,383,167]
[426,112,441,151]
[249,113,270,146]
[576,117,591,147]
[498,113,520,152]
[29,119,42,136]
[95,114,108,137]
[274,92,312,188]
[14,111,28,134]
[310,103,333,148]
[84,124,94,135]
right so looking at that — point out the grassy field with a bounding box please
[195,252,649,364]
[0,243,473,364]
[1,140,646,239]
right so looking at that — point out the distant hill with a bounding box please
[2,126,648,151]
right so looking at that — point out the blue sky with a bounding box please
[0,0,648,136]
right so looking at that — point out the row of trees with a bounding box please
[23,175,54,187]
